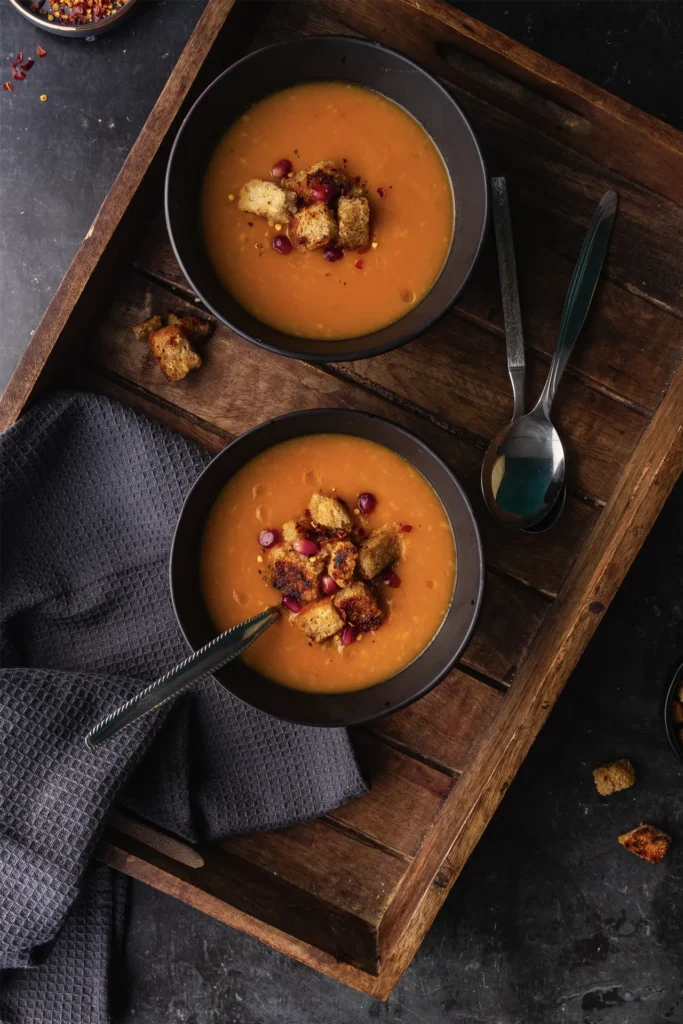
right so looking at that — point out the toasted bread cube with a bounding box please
[288,161,366,204]
[337,196,370,251]
[618,823,671,864]
[295,599,344,643]
[327,540,358,589]
[238,179,296,226]
[358,524,402,580]
[270,546,323,604]
[308,493,353,532]
[132,315,163,343]
[290,202,338,251]
[333,581,383,632]
[593,759,636,796]
[282,517,316,547]
[166,312,214,344]
[148,326,201,382]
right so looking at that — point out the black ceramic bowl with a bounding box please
[165,35,488,362]
[170,410,484,727]
[663,659,683,765]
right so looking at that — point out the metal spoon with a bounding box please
[85,606,280,747]
[487,177,564,534]
[481,189,618,529]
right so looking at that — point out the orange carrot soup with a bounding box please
[201,81,453,341]
[200,435,456,694]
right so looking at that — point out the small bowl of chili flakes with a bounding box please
[8,0,139,37]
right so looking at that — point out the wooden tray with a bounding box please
[3,0,682,999]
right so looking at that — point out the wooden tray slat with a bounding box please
[3,0,682,1000]
[326,734,454,859]
[133,231,650,506]
[369,667,505,773]
[460,234,682,414]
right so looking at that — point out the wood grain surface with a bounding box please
[3,0,682,1000]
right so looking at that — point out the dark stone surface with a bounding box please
[1,2,681,1022]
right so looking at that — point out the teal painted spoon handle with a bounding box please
[85,606,280,748]
[538,189,618,416]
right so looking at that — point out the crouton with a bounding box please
[288,161,366,204]
[282,517,316,547]
[295,599,344,643]
[166,312,214,344]
[333,581,383,632]
[337,196,370,251]
[308,493,353,532]
[238,179,296,226]
[269,546,323,604]
[593,759,636,796]
[358,523,402,580]
[327,540,358,589]
[290,202,338,251]
[618,824,671,864]
[147,326,202,382]
[132,315,163,343]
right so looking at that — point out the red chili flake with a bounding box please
[400,524,413,533]
[3,81,13,92]
[354,259,364,270]
[36,46,47,57]
[356,246,367,255]
[11,69,26,81]
[377,187,386,198]
[20,60,35,72]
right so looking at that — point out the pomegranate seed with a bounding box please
[11,69,25,81]
[377,187,386,198]
[20,60,34,72]
[272,235,291,255]
[312,183,337,202]
[13,53,24,67]
[258,529,278,549]
[341,624,358,646]
[356,246,367,255]
[271,158,292,179]
[400,524,413,533]
[381,568,401,588]
[355,259,364,270]
[282,595,301,614]
[321,575,339,596]
[358,493,377,514]
[323,245,344,263]
[293,538,319,556]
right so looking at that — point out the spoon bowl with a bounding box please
[482,408,565,528]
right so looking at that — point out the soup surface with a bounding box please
[201,82,453,340]
[200,435,456,693]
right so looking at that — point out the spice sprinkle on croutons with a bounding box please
[261,491,406,646]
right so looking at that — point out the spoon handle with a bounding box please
[539,189,618,415]
[491,177,525,420]
[85,606,280,748]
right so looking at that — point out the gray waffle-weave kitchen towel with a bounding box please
[0,391,366,1023]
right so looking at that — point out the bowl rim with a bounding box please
[7,0,138,34]
[662,657,683,765]
[169,407,485,727]
[164,34,489,363]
